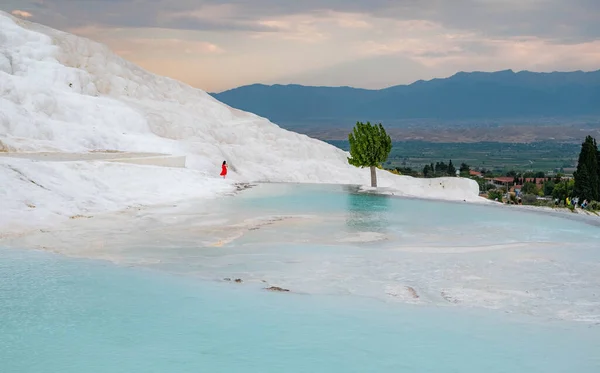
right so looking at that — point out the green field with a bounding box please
[326,140,580,174]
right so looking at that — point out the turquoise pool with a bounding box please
[1,247,599,373]
[2,183,599,372]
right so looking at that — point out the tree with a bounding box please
[435,161,448,175]
[597,143,600,186]
[543,180,555,196]
[521,182,538,195]
[448,160,456,176]
[423,164,432,177]
[552,179,575,201]
[395,167,419,177]
[573,136,600,201]
[459,163,470,173]
[348,121,392,187]
[554,175,562,184]
[473,178,487,192]
[488,190,503,201]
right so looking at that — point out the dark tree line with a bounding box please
[573,135,600,201]
[423,160,456,177]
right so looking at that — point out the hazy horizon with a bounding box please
[4,0,600,92]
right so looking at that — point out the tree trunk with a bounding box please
[370,166,377,187]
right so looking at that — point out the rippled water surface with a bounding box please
[2,183,600,372]
[2,247,600,373]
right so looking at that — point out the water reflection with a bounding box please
[345,188,390,233]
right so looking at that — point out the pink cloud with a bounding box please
[65,26,225,56]
[256,17,328,43]
[128,38,225,54]
[11,10,33,18]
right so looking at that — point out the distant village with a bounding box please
[388,160,586,209]
[467,169,574,206]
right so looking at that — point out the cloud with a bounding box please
[254,15,329,43]
[6,0,599,42]
[68,26,225,56]
[3,0,599,92]
[175,0,600,42]
[323,11,372,29]
[160,4,281,32]
[128,38,225,55]
[11,9,33,18]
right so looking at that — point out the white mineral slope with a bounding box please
[0,12,481,233]
[0,158,238,234]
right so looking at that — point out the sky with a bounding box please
[4,0,600,92]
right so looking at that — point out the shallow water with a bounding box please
[2,183,600,371]
[1,247,599,373]
[7,183,598,323]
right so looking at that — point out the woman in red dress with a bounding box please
[220,160,228,178]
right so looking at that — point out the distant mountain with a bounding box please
[211,69,600,125]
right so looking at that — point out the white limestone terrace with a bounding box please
[0,11,481,234]
[0,151,187,167]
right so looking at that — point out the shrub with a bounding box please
[521,194,538,205]
[487,190,503,201]
[543,180,555,196]
[538,200,556,208]
[521,182,538,195]
[588,201,600,211]
[484,183,496,191]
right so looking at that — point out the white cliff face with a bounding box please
[0,11,481,233]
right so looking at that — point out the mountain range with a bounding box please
[211,69,600,126]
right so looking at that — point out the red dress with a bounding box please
[220,164,227,177]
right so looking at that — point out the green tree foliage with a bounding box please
[472,178,487,192]
[423,164,432,177]
[521,194,539,205]
[459,163,470,173]
[487,190,503,201]
[484,183,496,191]
[521,182,539,195]
[394,167,419,177]
[552,179,575,200]
[589,201,600,210]
[597,144,600,186]
[348,121,392,187]
[543,180,555,196]
[448,160,456,176]
[573,136,600,201]
[435,161,448,174]
[423,160,459,177]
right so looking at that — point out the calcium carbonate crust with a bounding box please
[0,11,483,232]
